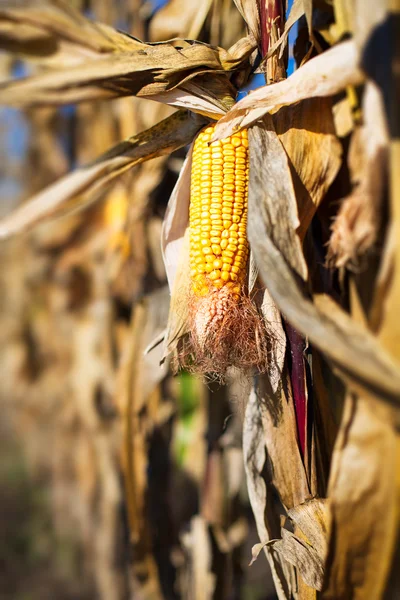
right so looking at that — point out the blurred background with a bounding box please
[0,1,298,599]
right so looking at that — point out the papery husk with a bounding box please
[161,144,194,360]
[212,40,365,140]
[247,121,400,408]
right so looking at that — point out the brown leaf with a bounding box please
[328,81,388,267]
[249,541,269,567]
[181,516,215,600]
[288,498,330,560]
[333,0,355,39]
[310,350,342,494]
[143,73,237,120]
[117,288,170,598]
[247,122,400,408]
[314,294,400,405]
[275,97,343,239]
[248,117,307,279]
[233,0,260,47]
[273,528,325,590]
[227,34,258,62]
[0,2,252,118]
[213,40,365,140]
[324,396,399,599]
[254,372,311,509]
[0,0,129,56]
[149,0,213,41]
[243,390,295,600]
[0,110,205,238]
[0,41,235,109]
[0,0,250,115]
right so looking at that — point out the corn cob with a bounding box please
[189,126,249,298]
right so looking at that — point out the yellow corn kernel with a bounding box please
[222,255,233,264]
[209,269,221,281]
[222,250,235,259]
[221,271,230,282]
[213,279,224,289]
[189,125,250,294]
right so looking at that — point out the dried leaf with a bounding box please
[0,43,233,110]
[248,117,307,279]
[149,0,213,41]
[310,350,342,493]
[328,81,388,267]
[275,97,343,239]
[181,516,215,600]
[227,34,258,62]
[162,143,193,291]
[0,0,131,58]
[0,110,205,238]
[254,372,311,510]
[324,396,399,599]
[259,288,286,392]
[247,115,339,488]
[0,2,249,115]
[288,498,330,560]
[242,390,294,600]
[213,40,365,140]
[333,0,355,38]
[142,74,237,120]
[273,528,324,590]
[248,123,400,408]
[353,0,388,51]
[118,288,170,598]
[314,294,400,405]
[162,230,191,361]
[249,541,269,566]
[233,0,260,47]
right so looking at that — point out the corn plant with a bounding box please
[0,1,399,599]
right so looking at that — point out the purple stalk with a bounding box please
[258,0,308,460]
[259,0,284,59]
